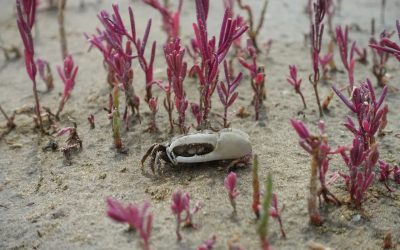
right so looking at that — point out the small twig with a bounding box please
[237,0,269,53]
[58,0,68,59]
[0,104,16,129]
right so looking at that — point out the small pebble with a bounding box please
[352,214,361,222]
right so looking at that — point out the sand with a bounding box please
[0,0,399,249]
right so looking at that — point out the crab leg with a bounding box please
[141,143,157,168]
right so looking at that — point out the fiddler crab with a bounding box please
[141,128,252,174]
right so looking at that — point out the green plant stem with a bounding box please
[257,173,273,249]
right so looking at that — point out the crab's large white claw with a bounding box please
[167,128,252,164]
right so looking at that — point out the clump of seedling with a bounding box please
[236,0,269,53]
[92,5,142,119]
[291,119,342,225]
[36,58,54,92]
[370,19,400,62]
[143,0,183,41]
[57,122,82,161]
[339,138,379,209]
[16,0,44,133]
[218,61,243,128]
[89,4,151,150]
[163,38,189,134]
[333,79,388,208]
[87,114,95,129]
[106,198,153,250]
[224,171,239,215]
[56,55,79,119]
[287,65,306,109]
[190,0,247,129]
[197,235,216,250]
[170,189,201,241]
[94,5,156,102]
[238,41,265,120]
[332,79,388,150]
[309,0,326,117]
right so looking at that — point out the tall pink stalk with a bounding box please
[336,25,356,92]
[164,38,189,133]
[16,0,44,132]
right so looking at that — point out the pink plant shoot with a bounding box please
[171,190,201,241]
[96,4,156,102]
[238,41,265,120]
[378,160,394,192]
[126,7,156,102]
[319,52,333,80]
[106,198,152,250]
[269,194,286,239]
[164,38,189,134]
[291,119,342,225]
[197,235,217,250]
[339,138,378,209]
[370,20,400,61]
[155,78,174,133]
[217,60,243,128]
[369,30,392,87]
[287,65,306,109]
[93,5,141,119]
[16,0,44,132]
[332,79,388,150]
[336,25,356,92]
[224,172,239,214]
[190,0,248,129]
[143,0,183,40]
[56,55,78,119]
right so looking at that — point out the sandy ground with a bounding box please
[0,0,400,249]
